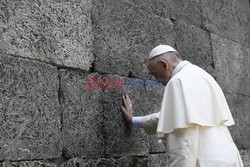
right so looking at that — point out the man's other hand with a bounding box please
[121,94,133,124]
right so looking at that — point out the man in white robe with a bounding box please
[121,45,244,167]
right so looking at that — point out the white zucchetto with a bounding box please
[148,44,177,60]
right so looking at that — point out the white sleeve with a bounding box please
[142,112,160,135]
[132,113,160,135]
[132,116,143,128]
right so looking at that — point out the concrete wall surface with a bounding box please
[0,0,249,166]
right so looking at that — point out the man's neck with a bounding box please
[169,60,183,75]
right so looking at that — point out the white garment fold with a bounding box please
[157,61,235,138]
[165,125,244,167]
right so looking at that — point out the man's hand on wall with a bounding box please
[121,94,133,124]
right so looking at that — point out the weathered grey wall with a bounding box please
[0,0,249,166]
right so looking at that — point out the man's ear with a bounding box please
[160,59,169,70]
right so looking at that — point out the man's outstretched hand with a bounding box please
[121,94,133,124]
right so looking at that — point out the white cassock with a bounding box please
[141,61,244,167]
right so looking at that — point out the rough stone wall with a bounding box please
[0,0,249,166]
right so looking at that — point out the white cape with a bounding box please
[157,61,234,138]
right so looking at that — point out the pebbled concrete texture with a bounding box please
[0,53,61,160]
[93,0,175,78]
[211,33,250,96]
[168,0,202,27]
[59,70,104,158]
[174,21,214,75]
[240,150,250,167]
[60,157,147,167]
[201,0,250,47]
[0,161,56,167]
[225,92,250,150]
[121,0,170,18]
[148,153,167,167]
[0,0,249,166]
[0,0,94,70]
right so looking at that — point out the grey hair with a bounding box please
[150,51,181,64]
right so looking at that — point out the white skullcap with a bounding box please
[148,44,177,60]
